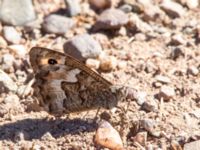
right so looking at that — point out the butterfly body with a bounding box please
[29,47,125,114]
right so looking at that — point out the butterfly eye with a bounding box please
[48,58,57,65]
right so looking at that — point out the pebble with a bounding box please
[140,119,157,133]
[129,13,153,33]
[170,47,184,60]
[0,69,18,92]
[89,0,111,10]
[134,91,147,105]
[0,54,15,73]
[119,4,132,13]
[95,120,123,150]
[187,66,199,76]
[4,94,19,105]
[93,8,128,31]
[41,132,55,141]
[155,75,171,84]
[99,54,117,71]
[2,26,21,44]
[186,0,199,9]
[0,0,36,26]
[8,45,27,58]
[86,58,100,70]
[158,85,175,101]
[64,0,81,17]
[171,34,186,45]
[133,132,147,146]
[142,99,158,112]
[160,0,185,18]
[184,140,200,150]
[64,33,102,61]
[117,61,127,70]
[14,131,29,141]
[0,36,7,47]
[42,14,75,35]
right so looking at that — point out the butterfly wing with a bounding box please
[29,47,121,114]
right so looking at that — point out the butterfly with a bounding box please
[29,47,133,115]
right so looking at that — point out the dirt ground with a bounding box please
[0,0,200,149]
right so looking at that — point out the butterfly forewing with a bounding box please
[29,47,123,114]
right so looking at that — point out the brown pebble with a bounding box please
[95,120,124,150]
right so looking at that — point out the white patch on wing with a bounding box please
[66,68,81,82]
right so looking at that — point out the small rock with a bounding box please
[41,132,55,141]
[86,58,100,70]
[129,13,153,33]
[170,47,184,60]
[99,54,117,71]
[0,0,36,26]
[134,91,147,105]
[17,80,34,98]
[142,99,158,112]
[160,0,185,18]
[184,140,200,150]
[64,33,102,61]
[0,54,15,73]
[0,104,8,117]
[42,14,75,35]
[117,61,127,70]
[8,45,27,58]
[186,0,199,9]
[119,4,132,13]
[95,120,124,150]
[140,119,157,133]
[89,0,111,10]
[0,69,18,92]
[170,34,186,45]
[155,75,171,84]
[140,119,160,137]
[65,0,81,17]
[158,85,175,101]
[93,8,128,31]
[0,36,7,47]
[133,132,147,146]
[187,66,199,76]
[189,109,200,119]
[134,33,146,41]
[14,131,29,141]
[4,94,19,105]
[3,26,21,44]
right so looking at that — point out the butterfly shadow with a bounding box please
[0,117,97,141]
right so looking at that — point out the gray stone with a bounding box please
[0,54,15,73]
[3,26,21,44]
[4,94,20,105]
[187,66,199,76]
[186,0,199,9]
[0,0,36,26]
[0,69,18,92]
[89,0,111,10]
[142,99,158,112]
[160,0,185,18]
[135,91,147,105]
[93,8,128,31]
[119,4,132,13]
[65,0,81,17]
[184,140,200,150]
[64,33,102,61]
[155,75,171,84]
[42,14,75,35]
[158,85,175,101]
